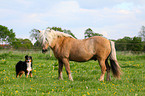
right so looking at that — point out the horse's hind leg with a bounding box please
[105,59,111,81]
[62,58,73,81]
[58,60,64,80]
[98,59,106,81]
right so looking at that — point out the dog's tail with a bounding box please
[109,41,121,78]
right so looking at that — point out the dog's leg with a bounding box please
[16,74,19,78]
[20,73,23,78]
[30,73,32,77]
[19,71,24,78]
[24,71,28,78]
[30,71,32,77]
[16,72,19,78]
[26,73,28,78]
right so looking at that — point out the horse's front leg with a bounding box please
[58,60,63,80]
[62,58,73,81]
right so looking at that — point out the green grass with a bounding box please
[0,51,145,96]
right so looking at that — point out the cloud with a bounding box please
[0,0,145,41]
[77,0,122,9]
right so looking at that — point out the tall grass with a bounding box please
[0,51,144,95]
[117,51,145,61]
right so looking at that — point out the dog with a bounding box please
[16,55,33,78]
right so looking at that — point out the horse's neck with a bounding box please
[49,37,65,50]
[49,37,66,58]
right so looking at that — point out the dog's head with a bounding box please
[25,55,32,72]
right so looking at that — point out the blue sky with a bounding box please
[0,0,145,42]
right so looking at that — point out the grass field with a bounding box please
[0,50,145,96]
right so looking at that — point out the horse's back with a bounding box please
[90,36,110,44]
[90,36,111,59]
[66,36,111,61]
[80,36,111,60]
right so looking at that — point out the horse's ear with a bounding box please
[38,30,41,33]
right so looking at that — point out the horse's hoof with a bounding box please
[98,79,104,81]
[106,78,111,81]
[69,77,73,81]
[58,77,63,80]
[69,79,73,81]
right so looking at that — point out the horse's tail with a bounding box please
[109,41,121,79]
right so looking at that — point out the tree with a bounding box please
[115,38,127,51]
[33,40,42,50]
[0,25,16,43]
[84,28,103,38]
[22,39,33,49]
[50,27,77,39]
[139,26,145,41]
[115,36,144,51]
[29,29,41,49]
[130,37,143,51]
[84,28,93,38]
[63,29,77,39]
[12,39,33,50]
[30,29,40,41]
[50,27,63,32]
[115,36,132,51]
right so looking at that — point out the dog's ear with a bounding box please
[30,56,32,59]
[25,55,28,59]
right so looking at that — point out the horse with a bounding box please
[38,29,121,81]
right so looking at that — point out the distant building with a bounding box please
[0,44,11,49]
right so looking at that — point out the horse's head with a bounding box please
[38,29,72,53]
[42,43,49,53]
[38,30,50,53]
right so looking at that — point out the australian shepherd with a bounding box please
[16,55,33,78]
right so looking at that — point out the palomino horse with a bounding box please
[38,29,121,81]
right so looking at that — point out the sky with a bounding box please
[0,0,145,42]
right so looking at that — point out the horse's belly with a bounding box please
[69,54,93,62]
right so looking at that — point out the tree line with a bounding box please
[0,25,145,51]
[84,27,145,51]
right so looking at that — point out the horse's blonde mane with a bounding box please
[38,29,72,45]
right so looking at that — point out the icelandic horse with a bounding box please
[38,29,121,81]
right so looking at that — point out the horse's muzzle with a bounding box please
[42,49,48,53]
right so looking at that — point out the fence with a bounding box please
[0,43,145,52]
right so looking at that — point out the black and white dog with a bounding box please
[16,55,33,78]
